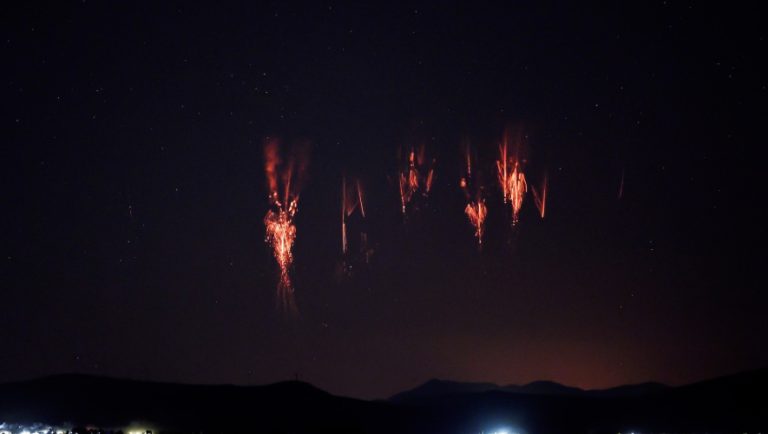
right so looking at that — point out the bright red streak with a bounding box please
[531,172,547,219]
[264,203,297,310]
[464,200,488,244]
[263,139,307,312]
[398,145,435,214]
[341,176,365,255]
[461,144,487,246]
[356,179,365,218]
[496,136,527,225]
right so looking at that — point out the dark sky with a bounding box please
[2,1,766,399]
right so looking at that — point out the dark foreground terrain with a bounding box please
[1,369,766,434]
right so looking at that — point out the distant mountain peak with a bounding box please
[390,377,673,402]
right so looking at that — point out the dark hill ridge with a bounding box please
[0,374,403,434]
[1,369,767,434]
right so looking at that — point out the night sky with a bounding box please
[3,1,767,400]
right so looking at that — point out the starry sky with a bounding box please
[2,1,767,399]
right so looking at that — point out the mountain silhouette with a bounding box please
[1,369,766,433]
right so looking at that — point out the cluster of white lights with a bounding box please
[0,424,150,434]
[0,424,67,434]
